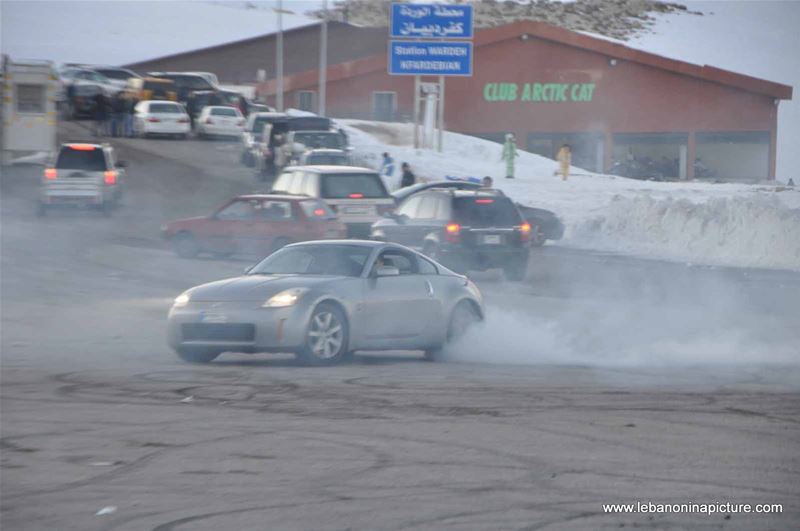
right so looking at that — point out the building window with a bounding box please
[695,131,770,181]
[372,92,396,121]
[296,91,316,112]
[612,133,688,180]
[16,84,45,114]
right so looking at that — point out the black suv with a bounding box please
[371,189,532,280]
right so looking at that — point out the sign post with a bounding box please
[389,3,473,152]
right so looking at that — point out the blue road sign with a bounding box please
[389,41,473,76]
[390,3,473,39]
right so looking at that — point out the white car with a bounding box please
[195,106,245,139]
[134,100,191,139]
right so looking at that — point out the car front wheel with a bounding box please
[297,303,349,366]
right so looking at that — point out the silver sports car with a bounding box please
[167,240,484,365]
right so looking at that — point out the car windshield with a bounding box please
[452,196,522,227]
[307,153,347,165]
[55,147,106,171]
[293,132,344,149]
[320,173,389,199]
[150,103,182,114]
[250,244,371,277]
[97,69,133,80]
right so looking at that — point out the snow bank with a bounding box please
[338,119,800,272]
[571,194,800,270]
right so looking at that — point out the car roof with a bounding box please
[294,165,378,174]
[145,100,182,105]
[236,194,308,202]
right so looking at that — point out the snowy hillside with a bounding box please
[337,118,800,271]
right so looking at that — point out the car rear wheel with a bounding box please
[530,223,547,247]
[176,347,220,363]
[425,301,479,362]
[173,232,200,259]
[297,303,349,366]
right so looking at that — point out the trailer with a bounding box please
[1,56,58,165]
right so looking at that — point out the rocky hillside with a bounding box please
[309,0,701,41]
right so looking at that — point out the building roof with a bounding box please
[259,20,792,101]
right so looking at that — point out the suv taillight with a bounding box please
[147,117,160,123]
[104,170,117,185]
[44,168,57,180]
[445,222,461,243]
[519,222,531,242]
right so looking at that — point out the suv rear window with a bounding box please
[320,173,389,199]
[55,147,107,171]
[452,197,522,227]
[293,132,344,150]
[150,103,182,114]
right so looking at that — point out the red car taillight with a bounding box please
[445,222,461,243]
[104,170,117,185]
[518,222,532,242]
[147,117,160,123]
[44,168,57,180]
[348,193,363,199]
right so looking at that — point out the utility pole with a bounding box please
[276,0,284,112]
[318,0,328,116]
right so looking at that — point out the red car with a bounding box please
[162,194,347,258]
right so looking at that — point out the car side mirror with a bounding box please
[115,160,128,168]
[375,266,400,277]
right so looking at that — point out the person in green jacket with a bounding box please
[501,133,519,179]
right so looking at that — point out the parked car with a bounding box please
[146,72,216,103]
[514,204,565,246]
[240,112,287,167]
[59,66,116,118]
[134,100,191,139]
[92,66,142,91]
[257,116,334,179]
[186,89,243,123]
[270,166,395,238]
[167,240,484,364]
[371,188,532,280]
[162,194,347,258]
[39,142,126,216]
[276,130,348,168]
[195,106,245,139]
[300,149,350,166]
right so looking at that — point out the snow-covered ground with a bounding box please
[338,118,800,272]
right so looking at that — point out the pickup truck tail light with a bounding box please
[104,170,117,185]
[44,168,57,180]
[518,222,531,242]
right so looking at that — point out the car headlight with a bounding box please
[263,288,308,308]
[173,292,190,308]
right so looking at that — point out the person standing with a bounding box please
[93,91,107,137]
[501,133,519,179]
[125,91,138,137]
[110,91,125,137]
[556,143,572,181]
[380,152,395,189]
[400,162,416,188]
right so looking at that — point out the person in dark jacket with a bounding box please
[125,92,138,137]
[93,92,107,137]
[400,162,416,188]
[110,92,125,137]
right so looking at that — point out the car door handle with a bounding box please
[425,280,434,297]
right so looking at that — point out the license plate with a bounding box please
[481,235,502,245]
[342,205,373,216]
[200,312,228,324]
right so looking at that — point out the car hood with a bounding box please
[187,274,346,302]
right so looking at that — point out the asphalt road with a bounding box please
[1,124,799,530]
